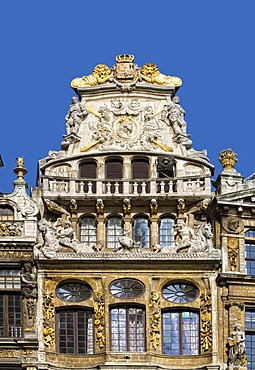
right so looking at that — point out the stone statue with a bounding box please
[172,219,194,250]
[117,229,140,252]
[21,262,37,298]
[70,199,78,214]
[228,323,246,368]
[65,96,88,134]
[96,199,104,215]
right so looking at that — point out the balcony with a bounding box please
[42,175,212,198]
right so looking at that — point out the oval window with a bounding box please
[56,281,92,302]
[162,282,199,303]
[109,278,145,299]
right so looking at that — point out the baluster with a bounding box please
[168,180,173,193]
[114,182,120,194]
[187,179,193,191]
[133,182,138,195]
[52,179,58,192]
[106,182,112,195]
[88,181,93,194]
[160,181,165,194]
[141,182,147,194]
[79,181,84,193]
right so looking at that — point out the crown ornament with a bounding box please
[219,148,237,170]
[116,54,134,63]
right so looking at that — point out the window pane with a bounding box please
[107,217,123,248]
[110,306,145,352]
[0,206,14,220]
[80,217,97,246]
[57,309,94,354]
[160,218,174,247]
[133,218,150,249]
[0,294,22,338]
[246,309,255,370]
[163,311,199,355]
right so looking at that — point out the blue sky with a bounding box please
[0,0,254,193]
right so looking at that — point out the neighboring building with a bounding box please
[0,55,254,370]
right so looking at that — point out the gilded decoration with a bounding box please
[149,291,161,350]
[71,64,112,88]
[123,198,131,215]
[42,290,55,348]
[219,149,237,170]
[0,251,32,258]
[150,199,158,215]
[227,237,239,271]
[140,63,182,87]
[200,290,212,351]
[0,221,23,236]
[93,290,105,349]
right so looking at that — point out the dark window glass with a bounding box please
[80,217,97,246]
[246,309,255,370]
[245,231,255,275]
[56,282,92,302]
[107,217,123,248]
[132,159,149,179]
[109,279,145,299]
[160,218,175,247]
[133,217,150,248]
[57,308,94,354]
[162,311,199,355]
[0,293,22,337]
[110,306,145,352]
[0,206,14,220]
[79,162,97,179]
[105,159,123,179]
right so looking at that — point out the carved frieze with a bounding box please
[0,221,23,236]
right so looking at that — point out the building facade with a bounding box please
[0,55,254,370]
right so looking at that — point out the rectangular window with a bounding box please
[246,309,255,370]
[0,294,22,337]
[246,243,255,275]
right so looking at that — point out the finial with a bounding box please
[219,149,237,170]
[13,157,28,181]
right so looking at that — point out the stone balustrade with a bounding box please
[42,176,212,197]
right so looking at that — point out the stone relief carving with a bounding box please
[223,217,244,234]
[70,199,78,214]
[65,96,88,135]
[21,261,37,322]
[93,290,105,349]
[177,198,185,214]
[149,291,161,350]
[34,219,95,259]
[96,198,104,215]
[0,221,23,236]
[227,323,247,368]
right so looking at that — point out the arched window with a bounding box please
[160,217,175,247]
[106,216,123,248]
[105,159,123,179]
[162,310,199,355]
[133,217,150,249]
[110,305,146,352]
[132,158,149,179]
[79,161,97,193]
[56,308,94,354]
[80,216,97,247]
[0,206,14,221]
[157,156,176,178]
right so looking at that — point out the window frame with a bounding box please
[110,305,146,352]
[80,216,97,247]
[56,307,94,355]
[132,216,150,249]
[159,216,175,247]
[0,205,14,220]
[162,309,200,356]
[245,230,255,275]
[106,216,123,249]
[245,307,255,370]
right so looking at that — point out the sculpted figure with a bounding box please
[96,199,104,215]
[173,219,194,250]
[118,229,140,252]
[141,63,182,87]
[168,96,187,136]
[71,64,112,88]
[123,198,131,215]
[65,96,88,134]
[21,262,37,298]
[228,323,246,367]
[150,199,158,215]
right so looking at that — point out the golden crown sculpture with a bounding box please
[116,54,134,63]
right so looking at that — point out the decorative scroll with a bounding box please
[42,290,55,348]
[227,237,239,271]
[0,222,23,236]
[200,290,212,351]
[93,290,105,349]
[149,291,161,350]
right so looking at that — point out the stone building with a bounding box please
[0,55,254,370]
